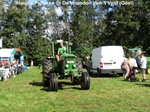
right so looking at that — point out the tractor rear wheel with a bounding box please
[42,58,52,87]
[147,67,150,74]
[76,58,83,73]
[49,73,58,91]
[81,72,90,90]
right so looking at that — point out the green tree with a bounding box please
[25,2,51,65]
[136,0,150,54]
[103,0,140,47]
[0,0,51,65]
[0,0,27,48]
[0,0,4,20]
[65,0,98,57]
[103,0,150,54]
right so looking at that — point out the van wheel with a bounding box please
[97,68,102,76]
[118,73,123,76]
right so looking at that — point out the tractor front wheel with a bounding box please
[49,73,58,91]
[81,72,90,90]
[70,73,74,84]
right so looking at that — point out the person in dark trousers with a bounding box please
[140,53,147,82]
[136,55,141,69]
[85,53,91,75]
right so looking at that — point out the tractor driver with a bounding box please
[56,42,66,62]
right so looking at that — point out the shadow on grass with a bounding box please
[28,81,50,92]
[59,81,82,90]
[135,83,150,87]
[120,80,141,83]
[29,81,82,92]
[90,73,121,78]
[71,87,82,90]
[29,81,43,86]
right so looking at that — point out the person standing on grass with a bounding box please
[140,53,147,82]
[121,58,131,80]
[136,55,141,70]
[30,59,33,66]
[128,55,138,77]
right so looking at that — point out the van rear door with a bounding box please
[112,54,124,71]
[100,46,124,73]
[100,47,114,70]
[101,55,114,70]
[111,46,124,73]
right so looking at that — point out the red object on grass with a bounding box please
[127,70,136,78]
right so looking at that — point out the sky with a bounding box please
[27,0,63,16]
[28,0,47,5]
[28,0,47,3]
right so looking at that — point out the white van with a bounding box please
[90,46,125,75]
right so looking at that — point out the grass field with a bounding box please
[0,67,150,112]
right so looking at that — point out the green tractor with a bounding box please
[41,40,90,91]
[128,47,150,74]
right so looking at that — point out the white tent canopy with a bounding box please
[0,48,14,58]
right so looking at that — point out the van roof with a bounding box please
[93,46,122,50]
[100,45,122,47]
[92,46,124,55]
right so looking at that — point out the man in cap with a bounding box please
[56,42,66,62]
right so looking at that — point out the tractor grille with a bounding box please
[66,58,75,64]
[67,61,74,64]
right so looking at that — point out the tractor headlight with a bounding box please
[73,64,76,68]
[66,64,69,68]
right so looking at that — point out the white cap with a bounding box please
[56,39,63,43]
